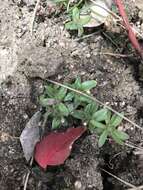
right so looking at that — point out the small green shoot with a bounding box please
[65,7,91,36]
[90,110,129,147]
[39,78,129,147]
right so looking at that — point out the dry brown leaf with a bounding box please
[20,111,41,161]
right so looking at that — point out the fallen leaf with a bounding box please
[34,127,86,169]
[20,111,41,161]
[80,0,112,27]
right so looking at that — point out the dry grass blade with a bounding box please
[31,0,41,35]
[101,168,136,188]
[23,157,33,190]
[97,52,133,58]
[125,142,143,151]
[47,79,143,132]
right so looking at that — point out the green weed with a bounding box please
[65,7,91,36]
[39,78,129,147]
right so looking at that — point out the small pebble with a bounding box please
[74,181,82,190]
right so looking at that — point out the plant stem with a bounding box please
[114,0,143,58]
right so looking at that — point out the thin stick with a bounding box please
[47,79,143,131]
[23,157,33,190]
[102,31,120,49]
[74,31,100,41]
[31,0,41,35]
[101,168,136,188]
[97,52,133,58]
[125,142,143,151]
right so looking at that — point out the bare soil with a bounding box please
[0,0,143,190]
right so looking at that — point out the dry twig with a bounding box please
[101,168,136,188]
[31,0,41,35]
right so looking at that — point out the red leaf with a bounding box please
[34,127,86,169]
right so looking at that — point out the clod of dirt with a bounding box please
[65,135,103,190]
[0,0,64,83]
[17,46,63,79]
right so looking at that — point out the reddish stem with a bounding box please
[114,0,143,58]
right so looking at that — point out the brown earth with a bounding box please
[0,0,143,190]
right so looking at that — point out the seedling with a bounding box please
[40,78,129,147]
[90,110,129,147]
[52,0,113,36]
[65,7,91,36]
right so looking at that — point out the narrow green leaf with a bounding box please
[105,110,112,125]
[39,95,48,107]
[111,131,124,145]
[111,113,124,128]
[64,93,74,101]
[52,117,61,129]
[93,108,108,121]
[65,22,78,30]
[95,128,105,134]
[74,77,82,89]
[39,95,58,106]
[98,130,108,147]
[72,7,80,22]
[113,130,129,141]
[58,103,69,116]
[57,87,67,100]
[73,96,81,108]
[90,120,106,129]
[79,96,92,103]
[71,110,85,120]
[45,85,55,98]
[84,103,98,114]
[81,80,97,91]
[66,103,74,113]
[88,123,104,134]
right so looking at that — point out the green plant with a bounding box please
[39,78,129,147]
[65,7,91,36]
[52,0,115,36]
[53,0,91,36]
[90,110,129,147]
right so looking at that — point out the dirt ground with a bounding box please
[0,0,143,189]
